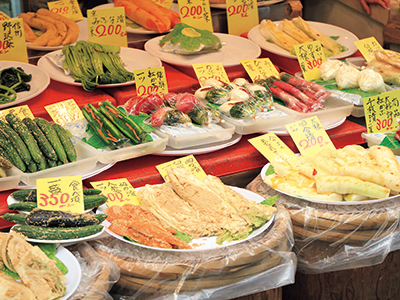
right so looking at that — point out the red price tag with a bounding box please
[177,0,213,32]
[92,23,126,38]
[375,118,395,132]
[227,4,249,17]
[38,193,73,209]
[90,178,140,207]
[50,5,69,15]
[294,40,326,81]
[180,5,203,20]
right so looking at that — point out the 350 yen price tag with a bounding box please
[134,66,168,96]
[87,7,127,47]
[45,99,84,126]
[0,105,34,122]
[363,89,400,134]
[354,37,382,62]
[156,155,207,182]
[226,0,258,36]
[0,19,28,63]
[90,178,140,207]
[193,62,230,87]
[37,176,84,213]
[47,0,84,21]
[294,40,326,82]
[178,0,213,32]
[241,58,279,82]
[285,116,336,158]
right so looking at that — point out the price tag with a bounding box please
[0,105,34,121]
[226,0,258,36]
[178,0,213,32]
[134,66,168,96]
[248,133,298,166]
[47,0,84,21]
[0,19,28,63]
[153,0,174,8]
[45,99,84,126]
[87,7,127,47]
[90,178,140,207]
[37,176,84,213]
[354,37,382,62]
[285,116,336,158]
[0,11,10,21]
[241,58,279,82]
[363,90,400,134]
[192,62,230,86]
[156,155,207,182]
[294,40,326,82]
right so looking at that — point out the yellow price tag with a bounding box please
[285,116,336,158]
[177,0,213,32]
[248,132,298,166]
[363,90,400,134]
[0,12,10,21]
[47,0,84,21]
[45,99,84,126]
[153,0,174,8]
[36,176,84,213]
[241,58,279,82]
[156,155,207,182]
[226,0,258,36]
[90,178,140,207]
[0,105,34,121]
[354,37,382,62]
[193,62,230,86]
[134,66,168,96]
[294,40,326,82]
[0,19,28,63]
[87,7,127,47]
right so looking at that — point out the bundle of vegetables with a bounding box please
[0,67,32,104]
[0,114,77,173]
[62,41,135,92]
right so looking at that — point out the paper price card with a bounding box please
[248,132,298,166]
[90,178,140,207]
[285,116,336,158]
[45,99,84,126]
[0,19,28,63]
[354,37,382,62]
[156,155,207,182]
[0,105,34,122]
[363,90,400,134]
[226,0,258,36]
[193,62,230,86]
[37,176,84,213]
[178,0,213,32]
[48,0,84,21]
[241,58,279,82]
[87,7,127,47]
[294,40,326,82]
[0,12,10,20]
[134,66,168,96]
[153,0,174,8]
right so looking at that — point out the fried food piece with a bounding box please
[19,13,57,46]
[35,14,67,46]
[22,20,37,42]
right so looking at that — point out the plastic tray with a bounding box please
[0,166,22,192]
[154,122,236,149]
[362,132,400,156]
[20,137,99,186]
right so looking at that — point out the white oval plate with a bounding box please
[248,21,359,60]
[57,246,81,300]
[37,47,162,88]
[145,33,261,67]
[0,61,50,110]
[97,185,275,251]
[210,0,283,9]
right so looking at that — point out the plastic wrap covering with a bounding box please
[90,204,296,300]
[247,175,400,275]
[67,242,121,300]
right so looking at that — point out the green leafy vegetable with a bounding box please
[0,67,32,104]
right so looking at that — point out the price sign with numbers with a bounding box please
[87,7,127,47]
[249,132,298,166]
[285,116,336,158]
[241,58,279,82]
[0,11,10,21]
[0,19,28,63]
[134,66,168,96]
[354,37,382,62]
[178,0,213,32]
[90,178,140,207]
[226,0,258,36]
[37,176,84,213]
[192,62,229,86]
[45,99,84,126]
[47,0,84,21]
[0,105,34,122]
[363,89,400,134]
[294,40,326,82]
[156,155,207,182]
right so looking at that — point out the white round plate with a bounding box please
[93,3,179,34]
[144,33,261,67]
[210,0,283,9]
[248,21,359,60]
[154,133,242,156]
[97,186,275,251]
[57,246,81,300]
[0,61,50,110]
[37,47,161,88]
[268,117,346,136]
[26,19,88,51]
